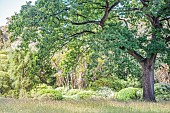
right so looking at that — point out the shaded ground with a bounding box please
[0,97,170,113]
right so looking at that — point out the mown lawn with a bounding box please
[0,97,170,113]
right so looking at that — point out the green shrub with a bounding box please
[115,87,142,101]
[19,89,31,99]
[96,87,114,98]
[2,90,18,98]
[37,89,63,100]
[77,90,97,99]
[154,83,170,101]
[63,88,115,100]
[91,77,125,91]
[61,89,97,100]
[126,76,142,88]
[36,84,53,90]
[0,50,7,54]
[136,89,143,99]
[55,87,69,95]
[62,95,78,100]
[63,89,97,100]
[0,54,7,59]
[65,89,81,96]
[0,72,12,95]
[31,84,63,100]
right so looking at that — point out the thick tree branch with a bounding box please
[120,46,144,62]
[100,0,109,27]
[118,17,128,27]
[71,0,120,27]
[140,0,162,28]
[124,8,141,12]
[149,53,157,64]
[128,50,144,62]
[71,20,100,25]
[108,0,120,13]
[145,14,161,28]
[160,16,170,21]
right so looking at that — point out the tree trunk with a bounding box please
[142,59,156,102]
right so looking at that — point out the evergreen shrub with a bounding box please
[115,87,142,101]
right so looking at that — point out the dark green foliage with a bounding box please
[115,87,142,101]
[154,83,170,101]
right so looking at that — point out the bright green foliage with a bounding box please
[7,49,37,96]
[37,89,63,100]
[55,87,69,95]
[115,87,142,101]
[0,48,39,98]
[0,71,12,96]
[77,90,97,99]
[126,75,142,88]
[91,77,126,91]
[0,49,12,96]
[31,84,63,100]
[65,89,81,96]
[154,83,170,101]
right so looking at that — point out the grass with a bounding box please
[0,97,170,113]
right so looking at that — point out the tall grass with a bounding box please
[0,97,170,113]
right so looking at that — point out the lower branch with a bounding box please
[128,50,144,63]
